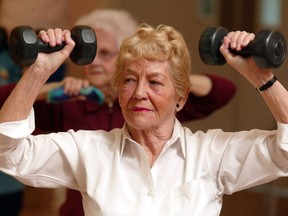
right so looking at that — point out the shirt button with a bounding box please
[147,190,154,197]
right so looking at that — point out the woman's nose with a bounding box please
[91,55,101,64]
[133,81,148,100]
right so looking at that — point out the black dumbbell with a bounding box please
[198,26,287,68]
[0,27,8,50]
[8,25,97,67]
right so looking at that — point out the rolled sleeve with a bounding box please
[0,109,35,139]
[277,121,288,151]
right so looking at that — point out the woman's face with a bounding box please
[83,29,118,88]
[118,58,182,131]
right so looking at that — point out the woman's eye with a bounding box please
[150,80,162,85]
[124,78,135,83]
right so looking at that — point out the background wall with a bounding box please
[1,0,288,215]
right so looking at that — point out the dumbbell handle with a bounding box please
[37,32,86,53]
[228,43,254,57]
[37,40,65,53]
[229,30,286,68]
[36,27,96,64]
[230,40,284,58]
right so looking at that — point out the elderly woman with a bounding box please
[0,24,288,216]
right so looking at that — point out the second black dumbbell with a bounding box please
[0,27,8,50]
[198,26,287,68]
[9,25,97,66]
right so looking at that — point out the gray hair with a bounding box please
[76,9,138,48]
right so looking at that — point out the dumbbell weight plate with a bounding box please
[198,26,228,65]
[0,27,8,50]
[253,30,286,68]
[70,25,97,65]
[9,26,39,66]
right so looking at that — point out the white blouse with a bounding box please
[1,109,288,216]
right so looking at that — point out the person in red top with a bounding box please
[0,9,236,216]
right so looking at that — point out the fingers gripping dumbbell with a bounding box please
[47,86,104,104]
[198,26,287,68]
[8,25,97,66]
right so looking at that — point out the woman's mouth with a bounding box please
[131,107,151,112]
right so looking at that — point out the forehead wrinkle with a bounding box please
[125,65,170,77]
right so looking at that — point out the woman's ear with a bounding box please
[176,89,189,112]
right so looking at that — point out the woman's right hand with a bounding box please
[60,76,90,96]
[37,76,90,101]
[25,29,75,82]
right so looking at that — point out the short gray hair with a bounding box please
[76,9,138,48]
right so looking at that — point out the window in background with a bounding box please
[260,0,282,27]
[197,0,217,21]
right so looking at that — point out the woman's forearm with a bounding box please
[0,69,47,122]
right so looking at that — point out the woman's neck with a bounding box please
[128,124,174,166]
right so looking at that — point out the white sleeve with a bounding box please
[277,121,288,151]
[0,108,35,138]
[213,122,288,195]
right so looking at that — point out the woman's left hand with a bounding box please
[219,31,274,87]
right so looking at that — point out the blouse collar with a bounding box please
[119,118,186,159]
